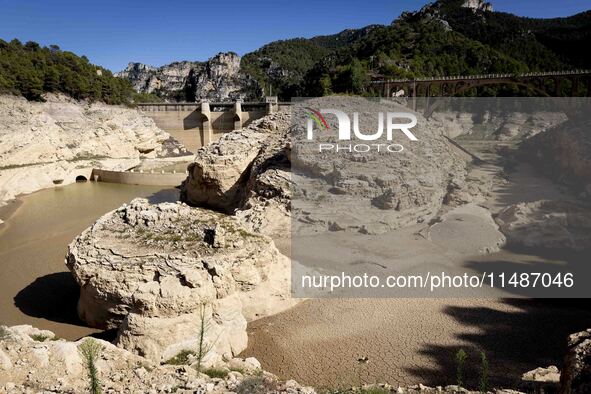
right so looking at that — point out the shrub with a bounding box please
[163,350,196,365]
[479,351,489,393]
[195,303,217,372]
[455,348,467,388]
[78,339,103,394]
[202,367,229,378]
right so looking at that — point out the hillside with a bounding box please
[10,0,587,103]
[237,0,590,99]
[0,39,133,103]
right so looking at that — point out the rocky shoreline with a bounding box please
[0,94,187,207]
[1,95,591,392]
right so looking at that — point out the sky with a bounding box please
[0,0,589,72]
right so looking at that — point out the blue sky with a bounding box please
[0,0,589,72]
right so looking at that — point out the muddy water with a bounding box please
[0,182,177,340]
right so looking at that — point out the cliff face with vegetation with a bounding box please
[114,0,590,101]
[115,52,262,102]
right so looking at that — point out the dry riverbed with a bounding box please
[242,141,591,389]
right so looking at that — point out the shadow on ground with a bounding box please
[408,245,591,389]
[146,188,180,204]
[14,271,86,327]
[407,298,591,390]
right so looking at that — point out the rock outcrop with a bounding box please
[181,113,291,239]
[521,118,591,196]
[462,0,493,12]
[116,52,262,102]
[0,325,315,394]
[66,198,294,363]
[289,97,467,235]
[0,94,186,205]
[495,200,591,251]
[560,329,591,393]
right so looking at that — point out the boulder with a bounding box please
[66,198,294,362]
[560,329,591,393]
[181,112,292,239]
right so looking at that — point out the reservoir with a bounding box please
[0,182,177,340]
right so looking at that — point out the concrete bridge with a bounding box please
[373,70,591,98]
[137,97,289,151]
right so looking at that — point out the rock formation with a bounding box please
[116,52,262,102]
[288,97,467,235]
[66,198,295,363]
[181,113,292,239]
[560,329,591,393]
[462,0,493,12]
[0,94,186,205]
[0,325,314,393]
[521,117,591,196]
[496,200,591,251]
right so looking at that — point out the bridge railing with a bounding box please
[372,69,591,84]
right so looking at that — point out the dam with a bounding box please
[137,97,290,151]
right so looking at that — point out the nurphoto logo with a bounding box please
[305,108,418,153]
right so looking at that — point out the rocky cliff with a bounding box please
[0,94,186,205]
[116,52,262,102]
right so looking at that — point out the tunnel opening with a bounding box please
[75,175,88,183]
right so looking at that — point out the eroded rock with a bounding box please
[0,94,186,205]
[560,329,591,394]
[496,200,591,250]
[66,198,294,362]
[0,325,315,394]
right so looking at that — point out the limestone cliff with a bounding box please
[0,94,186,205]
[116,52,262,102]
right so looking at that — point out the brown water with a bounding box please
[0,182,178,340]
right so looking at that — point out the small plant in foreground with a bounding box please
[455,348,467,388]
[195,303,217,372]
[78,339,102,394]
[479,351,489,393]
[163,350,196,365]
[0,326,9,340]
[30,333,53,342]
[202,367,229,378]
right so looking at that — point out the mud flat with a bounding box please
[0,182,177,340]
[243,140,591,389]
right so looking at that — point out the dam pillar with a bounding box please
[233,99,243,130]
[265,96,278,115]
[201,101,213,146]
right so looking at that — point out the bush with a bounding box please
[163,350,196,365]
[202,368,229,378]
[455,348,467,388]
[78,339,103,394]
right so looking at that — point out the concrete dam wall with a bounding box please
[137,99,288,151]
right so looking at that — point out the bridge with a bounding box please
[137,97,289,151]
[372,70,591,98]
